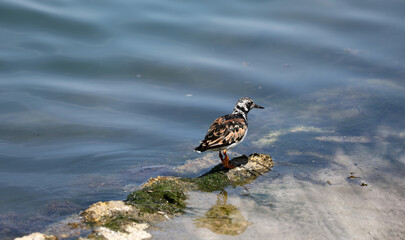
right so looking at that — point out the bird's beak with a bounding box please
[253,104,264,109]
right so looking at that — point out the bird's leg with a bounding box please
[222,150,235,169]
[219,151,225,165]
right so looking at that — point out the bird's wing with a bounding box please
[201,115,247,149]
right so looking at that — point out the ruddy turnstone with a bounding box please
[194,97,264,168]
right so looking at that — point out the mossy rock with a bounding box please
[126,179,187,214]
[183,153,273,191]
[102,214,140,232]
[125,153,273,215]
[181,172,230,192]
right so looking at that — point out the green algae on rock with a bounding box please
[126,178,187,214]
[182,172,231,192]
[125,153,273,215]
[185,153,273,191]
[102,214,141,232]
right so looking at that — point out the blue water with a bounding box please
[1,0,405,239]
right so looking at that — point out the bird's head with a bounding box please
[232,97,264,116]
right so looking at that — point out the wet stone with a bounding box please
[226,153,273,185]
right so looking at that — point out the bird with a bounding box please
[194,97,264,168]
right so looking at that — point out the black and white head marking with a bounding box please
[232,97,255,120]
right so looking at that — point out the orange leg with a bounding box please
[222,150,235,169]
[219,151,225,165]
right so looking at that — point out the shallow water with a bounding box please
[1,0,405,239]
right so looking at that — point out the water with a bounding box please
[1,0,405,239]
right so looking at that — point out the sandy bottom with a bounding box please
[151,144,405,240]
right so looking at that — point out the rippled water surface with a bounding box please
[1,0,405,239]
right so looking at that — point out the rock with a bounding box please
[81,201,136,225]
[81,199,169,236]
[226,153,273,185]
[192,153,273,188]
[20,153,273,240]
[139,176,183,189]
[43,215,89,239]
[126,177,188,216]
[14,232,58,240]
[126,153,273,212]
[92,223,151,240]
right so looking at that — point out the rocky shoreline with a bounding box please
[16,153,273,240]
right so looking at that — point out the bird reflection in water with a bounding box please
[194,190,252,235]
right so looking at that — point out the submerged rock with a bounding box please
[195,203,250,235]
[45,217,89,240]
[194,191,252,235]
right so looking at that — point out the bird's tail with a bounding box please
[194,144,207,153]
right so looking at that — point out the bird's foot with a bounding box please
[224,162,235,169]
[222,154,235,169]
[224,165,235,169]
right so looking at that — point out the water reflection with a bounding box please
[194,190,252,236]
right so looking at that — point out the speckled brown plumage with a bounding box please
[194,114,247,152]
